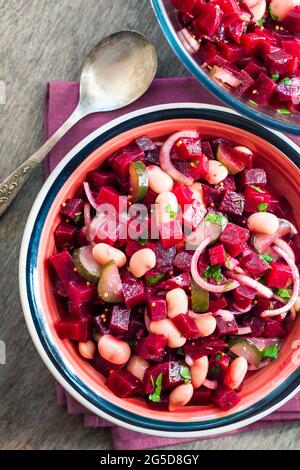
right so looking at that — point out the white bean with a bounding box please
[127,356,150,381]
[293,296,300,312]
[155,191,178,225]
[269,0,299,21]
[166,288,188,318]
[190,182,204,203]
[147,165,174,194]
[78,340,96,360]
[92,243,127,268]
[169,383,194,411]
[193,315,217,337]
[206,160,228,185]
[191,356,209,389]
[149,319,186,348]
[98,334,131,365]
[223,357,248,390]
[129,248,156,278]
[247,212,279,235]
[243,0,267,21]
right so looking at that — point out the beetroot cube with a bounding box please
[86,170,116,192]
[200,42,227,67]
[173,314,199,339]
[240,168,267,187]
[173,183,194,206]
[122,271,145,308]
[125,240,143,257]
[109,305,131,336]
[60,198,84,224]
[90,353,121,377]
[147,298,167,321]
[242,316,264,337]
[55,222,77,250]
[188,388,211,405]
[48,250,79,284]
[159,219,184,249]
[135,136,159,164]
[218,175,236,191]
[193,3,223,37]
[164,361,188,389]
[95,185,125,211]
[146,393,169,410]
[251,73,277,105]
[216,316,238,335]
[190,155,209,179]
[52,278,67,297]
[143,362,169,393]
[68,301,95,318]
[209,296,228,312]
[55,317,90,341]
[218,42,244,62]
[173,250,193,271]
[76,227,89,247]
[226,19,245,43]
[212,385,241,411]
[282,39,300,58]
[265,49,294,74]
[209,244,227,266]
[234,70,254,96]
[220,222,250,257]
[241,33,271,57]
[239,251,270,277]
[160,272,191,291]
[233,285,256,310]
[125,316,147,341]
[265,262,292,289]
[201,140,214,159]
[263,319,286,338]
[183,200,206,230]
[171,0,199,14]
[254,297,272,316]
[244,186,277,213]
[67,280,97,302]
[219,189,245,216]
[244,61,265,79]
[283,6,300,34]
[209,352,231,379]
[91,314,110,336]
[154,244,176,271]
[106,369,142,398]
[175,138,202,160]
[184,337,227,360]
[135,333,167,362]
[202,184,221,206]
[112,145,144,177]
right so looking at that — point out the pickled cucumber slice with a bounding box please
[73,246,102,284]
[191,279,209,313]
[98,260,124,303]
[228,338,261,367]
[129,161,148,202]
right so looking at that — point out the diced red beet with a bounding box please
[217,143,251,174]
[90,353,122,377]
[240,168,267,187]
[216,315,238,335]
[190,155,209,179]
[135,333,167,362]
[106,369,142,398]
[122,271,145,308]
[265,262,292,289]
[209,243,227,266]
[76,227,89,247]
[160,272,191,291]
[242,316,265,337]
[109,305,131,336]
[55,317,90,341]
[183,199,206,230]
[282,39,300,59]
[136,136,159,165]
[171,0,199,14]
[193,3,223,37]
[212,384,241,411]
[125,240,143,257]
[283,6,300,34]
[60,199,84,225]
[200,42,228,67]
[209,351,231,380]
[159,219,184,249]
[254,297,272,315]
[241,33,271,57]
[86,169,116,192]
[154,244,176,272]
[55,222,77,250]
[174,137,202,160]
[173,183,194,206]
[52,278,67,297]
[184,337,227,360]
[265,49,294,74]
[146,393,170,410]
[201,140,215,159]
[202,184,222,206]
[239,251,270,277]
[143,362,169,393]
[111,145,145,177]
[91,314,110,336]
[244,186,278,213]
[251,72,277,106]
[233,285,256,310]
[226,18,245,43]
[125,315,147,341]
[217,175,236,191]
[67,280,97,302]
[147,298,167,321]
[48,250,79,284]
[68,301,95,318]
[244,61,265,79]
[209,296,228,312]
[164,360,188,389]
[263,319,286,338]
[220,222,250,257]
[172,313,199,339]
[218,41,244,62]
[173,250,193,271]
[95,185,126,211]
[188,387,211,405]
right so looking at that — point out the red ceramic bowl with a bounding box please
[20,104,300,437]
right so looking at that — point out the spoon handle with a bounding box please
[0,107,84,218]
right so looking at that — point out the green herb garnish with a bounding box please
[215,353,222,361]
[165,204,176,219]
[180,365,191,383]
[149,373,163,403]
[277,108,291,115]
[281,78,292,86]
[271,73,280,81]
[138,238,148,246]
[250,185,265,193]
[248,99,258,107]
[177,348,185,357]
[276,288,292,302]
[204,212,228,227]
[258,203,268,212]
[261,344,279,360]
[269,7,278,21]
[204,265,223,283]
[259,253,273,264]
[258,18,265,27]
[74,213,83,224]
[146,273,165,285]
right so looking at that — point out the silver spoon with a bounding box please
[0,31,157,217]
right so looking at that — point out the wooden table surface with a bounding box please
[0,0,299,450]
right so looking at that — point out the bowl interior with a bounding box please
[34,116,300,427]
[151,0,300,135]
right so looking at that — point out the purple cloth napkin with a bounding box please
[45,77,300,450]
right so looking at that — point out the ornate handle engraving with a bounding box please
[0,159,39,217]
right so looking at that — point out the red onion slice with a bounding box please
[236,326,252,335]
[178,28,200,54]
[83,182,99,211]
[84,202,91,228]
[226,271,273,299]
[186,219,221,250]
[274,238,295,263]
[252,219,297,254]
[248,338,279,351]
[203,379,218,390]
[160,131,198,186]
[261,245,300,317]
[214,309,235,321]
[212,66,242,88]
[232,303,253,313]
[191,236,240,293]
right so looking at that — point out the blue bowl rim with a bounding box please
[151,0,300,136]
[19,104,300,437]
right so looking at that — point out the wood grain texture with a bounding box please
[0,0,299,450]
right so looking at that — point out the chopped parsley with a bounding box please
[165,204,176,219]
[250,185,265,193]
[258,203,268,212]
[149,373,163,403]
[277,108,291,115]
[261,344,279,360]
[177,348,185,357]
[271,73,280,81]
[146,273,165,285]
[138,238,148,246]
[204,212,228,227]
[276,288,291,302]
[215,353,222,361]
[74,212,83,224]
[259,253,273,264]
[248,99,258,107]
[180,365,191,383]
[269,7,278,21]
[257,18,265,27]
[281,78,292,86]
[204,265,223,283]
